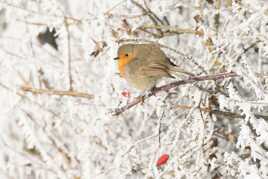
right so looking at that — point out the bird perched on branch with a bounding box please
[114,43,192,91]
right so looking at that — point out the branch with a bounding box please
[21,85,94,99]
[131,0,164,37]
[139,25,204,36]
[112,72,238,115]
[2,2,82,23]
[64,17,73,91]
[176,104,268,120]
[176,104,210,112]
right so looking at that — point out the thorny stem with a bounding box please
[113,72,238,115]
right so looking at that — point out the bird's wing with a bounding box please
[137,62,173,78]
[125,57,173,79]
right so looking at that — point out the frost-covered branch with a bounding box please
[113,72,237,115]
[21,84,94,99]
[64,18,74,91]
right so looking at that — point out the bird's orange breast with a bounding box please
[118,55,134,77]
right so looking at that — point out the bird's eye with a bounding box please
[125,53,129,57]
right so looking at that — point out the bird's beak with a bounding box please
[114,57,119,60]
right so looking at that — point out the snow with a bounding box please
[0,0,268,178]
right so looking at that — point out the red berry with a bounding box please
[156,154,169,167]
[121,90,130,97]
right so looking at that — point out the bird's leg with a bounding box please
[135,95,145,105]
[150,86,158,96]
[137,88,155,105]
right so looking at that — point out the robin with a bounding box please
[114,43,192,91]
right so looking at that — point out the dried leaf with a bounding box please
[37,27,59,50]
[90,41,107,57]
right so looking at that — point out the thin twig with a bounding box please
[113,72,238,115]
[236,40,261,62]
[137,28,163,38]
[131,0,164,37]
[176,104,210,112]
[22,109,79,166]
[176,104,268,121]
[131,0,160,25]
[21,85,94,99]
[0,82,60,117]
[1,2,82,23]
[64,17,73,91]
[139,25,203,36]
[158,111,165,149]
[17,18,80,26]
[104,0,125,16]
[143,0,165,25]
